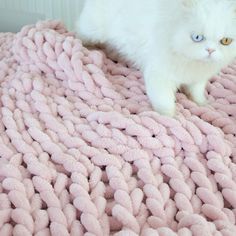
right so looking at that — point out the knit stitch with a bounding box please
[0,21,236,236]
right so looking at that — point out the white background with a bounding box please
[0,0,84,32]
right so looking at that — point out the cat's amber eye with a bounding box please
[220,37,233,46]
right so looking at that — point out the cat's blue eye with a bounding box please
[191,33,205,43]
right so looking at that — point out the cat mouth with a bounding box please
[204,57,213,61]
[202,55,219,63]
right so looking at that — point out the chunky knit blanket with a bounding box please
[0,21,236,236]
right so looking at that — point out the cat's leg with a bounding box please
[144,70,177,116]
[187,80,208,105]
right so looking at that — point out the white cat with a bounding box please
[76,0,236,116]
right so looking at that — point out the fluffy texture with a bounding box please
[0,21,236,235]
[77,0,236,116]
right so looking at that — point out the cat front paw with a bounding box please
[152,100,176,117]
[191,94,208,106]
[145,73,177,117]
[161,108,176,117]
[186,82,208,107]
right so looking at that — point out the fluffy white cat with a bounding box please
[76,0,236,116]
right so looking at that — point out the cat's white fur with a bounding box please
[76,0,236,116]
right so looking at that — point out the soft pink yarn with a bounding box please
[0,20,236,236]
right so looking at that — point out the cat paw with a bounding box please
[152,103,176,117]
[186,82,208,106]
[192,95,208,106]
[146,79,177,117]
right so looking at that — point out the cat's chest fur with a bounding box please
[170,55,219,87]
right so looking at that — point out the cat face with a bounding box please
[171,0,236,64]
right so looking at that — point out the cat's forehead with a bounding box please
[189,1,236,37]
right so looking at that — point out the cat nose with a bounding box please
[206,48,215,55]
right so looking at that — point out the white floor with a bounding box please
[0,0,84,32]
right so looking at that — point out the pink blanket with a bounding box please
[0,21,236,236]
